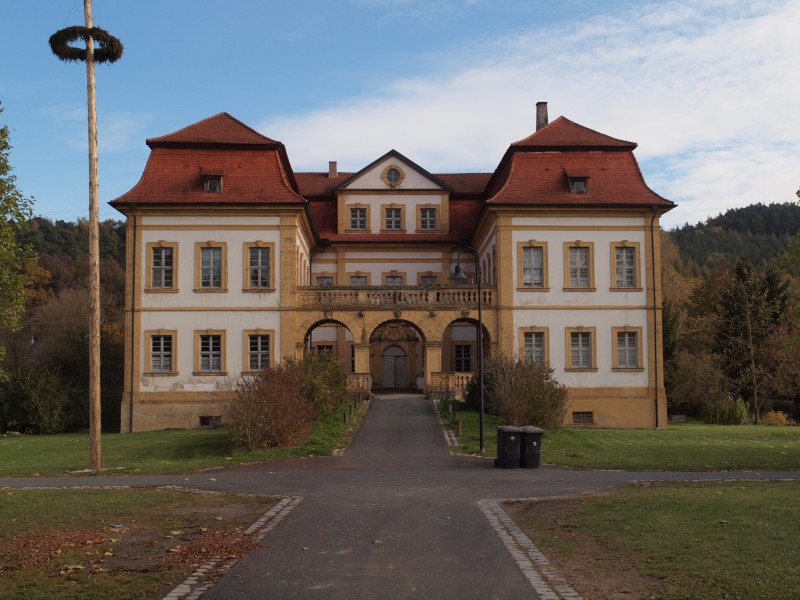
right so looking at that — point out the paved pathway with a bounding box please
[3,394,800,599]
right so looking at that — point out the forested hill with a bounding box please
[668,202,800,272]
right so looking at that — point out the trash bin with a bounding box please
[495,426,523,468]
[520,426,544,468]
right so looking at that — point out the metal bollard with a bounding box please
[343,412,348,424]
[456,420,463,437]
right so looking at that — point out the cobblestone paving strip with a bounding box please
[432,397,459,448]
[478,498,584,600]
[162,494,303,600]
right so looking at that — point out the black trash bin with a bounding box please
[495,426,523,468]
[520,426,544,468]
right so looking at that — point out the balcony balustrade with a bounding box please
[298,285,495,309]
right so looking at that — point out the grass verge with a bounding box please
[506,481,800,600]
[0,488,276,600]
[440,402,800,470]
[0,397,370,477]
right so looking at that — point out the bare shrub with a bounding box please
[469,353,568,430]
[285,351,348,418]
[225,362,314,451]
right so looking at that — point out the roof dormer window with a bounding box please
[203,176,222,193]
[564,169,589,194]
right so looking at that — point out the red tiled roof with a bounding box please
[147,113,279,147]
[487,151,671,206]
[296,172,491,199]
[511,116,637,150]
[109,147,305,206]
[436,173,492,196]
[296,172,355,198]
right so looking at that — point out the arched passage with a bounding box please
[369,319,426,391]
[303,319,355,374]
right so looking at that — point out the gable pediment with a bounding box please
[337,150,451,192]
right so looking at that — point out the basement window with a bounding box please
[199,415,222,428]
[203,176,222,193]
[572,411,594,425]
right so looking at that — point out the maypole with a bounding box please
[49,1,123,471]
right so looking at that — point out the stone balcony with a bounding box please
[297,285,495,310]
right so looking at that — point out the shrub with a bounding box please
[761,410,789,426]
[469,353,567,430]
[225,362,314,451]
[0,367,70,434]
[288,351,348,418]
[700,394,748,425]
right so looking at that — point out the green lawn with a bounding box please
[508,481,800,599]
[0,398,369,477]
[442,402,800,470]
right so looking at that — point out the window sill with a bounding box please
[610,287,643,292]
[415,229,440,233]
[563,287,597,292]
[517,286,550,292]
[192,371,228,376]
[193,288,228,293]
[612,367,645,372]
[380,229,407,234]
[564,367,598,372]
[145,288,180,293]
[242,288,276,293]
[345,228,371,233]
[143,371,179,376]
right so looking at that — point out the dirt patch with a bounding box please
[0,490,278,598]
[504,497,667,600]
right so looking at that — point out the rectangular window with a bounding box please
[151,334,173,372]
[570,332,592,369]
[152,247,173,289]
[316,276,333,287]
[522,246,544,288]
[420,207,437,230]
[203,176,222,193]
[248,334,271,371]
[421,276,438,285]
[615,330,640,369]
[455,345,472,372]
[384,207,402,230]
[523,332,545,366]
[569,247,590,288]
[199,334,222,372]
[615,246,637,288]
[350,275,368,286]
[315,344,333,355]
[572,411,594,424]
[385,275,403,286]
[249,247,271,288]
[350,207,367,230]
[201,247,222,288]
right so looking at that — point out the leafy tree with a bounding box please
[713,259,790,422]
[0,102,34,375]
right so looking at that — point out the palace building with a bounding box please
[111,102,674,431]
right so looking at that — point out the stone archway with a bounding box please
[369,320,425,391]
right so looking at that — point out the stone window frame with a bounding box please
[381,203,406,232]
[346,204,371,232]
[382,270,406,286]
[563,241,596,291]
[315,272,336,286]
[565,326,597,371]
[612,326,644,371]
[242,329,275,374]
[144,329,178,376]
[346,271,371,286]
[610,241,642,291]
[193,329,227,375]
[381,164,405,188]
[416,271,442,285]
[194,241,228,292]
[517,240,549,290]
[416,205,439,232]
[519,327,550,367]
[145,241,179,292]
[242,241,276,292]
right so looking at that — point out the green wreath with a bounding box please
[49,26,124,64]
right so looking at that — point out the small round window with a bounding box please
[382,165,405,188]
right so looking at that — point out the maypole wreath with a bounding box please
[48,26,124,63]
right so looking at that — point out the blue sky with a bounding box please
[2,0,798,228]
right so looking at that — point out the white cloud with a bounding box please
[258,0,800,227]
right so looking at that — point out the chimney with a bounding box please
[328,161,338,179]
[536,101,549,131]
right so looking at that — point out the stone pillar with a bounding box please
[424,341,443,393]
